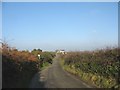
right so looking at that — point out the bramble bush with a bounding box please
[2,43,55,88]
[2,43,40,88]
[40,52,55,64]
[61,47,119,88]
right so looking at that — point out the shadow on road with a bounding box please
[29,58,94,88]
[29,72,46,88]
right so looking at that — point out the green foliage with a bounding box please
[61,47,119,88]
[31,48,42,57]
[2,43,55,88]
[40,52,55,64]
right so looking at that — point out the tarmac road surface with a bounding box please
[29,57,94,88]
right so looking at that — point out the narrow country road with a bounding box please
[29,56,93,88]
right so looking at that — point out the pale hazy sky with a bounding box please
[2,2,118,51]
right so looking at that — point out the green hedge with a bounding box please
[2,50,55,88]
[62,48,119,88]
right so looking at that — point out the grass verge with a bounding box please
[60,59,118,88]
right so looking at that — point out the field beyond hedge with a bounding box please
[60,48,119,88]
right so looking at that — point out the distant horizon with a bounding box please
[4,43,118,52]
[2,2,118,51]
[16,46,119,52]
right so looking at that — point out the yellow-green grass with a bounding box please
[60,59,117,88]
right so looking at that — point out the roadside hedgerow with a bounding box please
[61,47,119,88]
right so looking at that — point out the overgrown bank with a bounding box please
[2,43,55,88]
[60,48,119,88]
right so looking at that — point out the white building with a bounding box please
[56,50,66,55]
